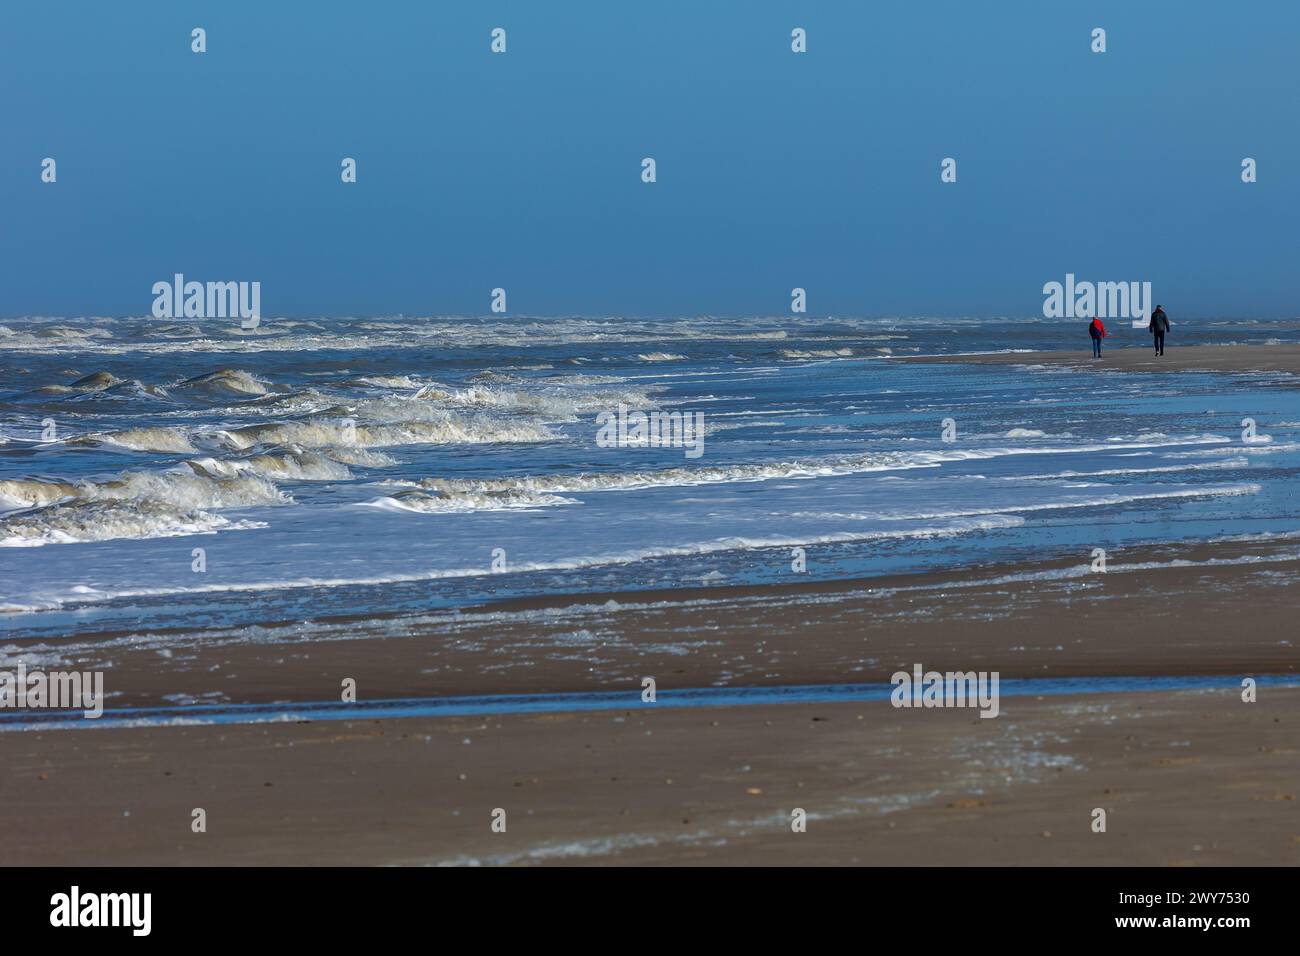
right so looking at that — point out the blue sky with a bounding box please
[2,0,1297,318]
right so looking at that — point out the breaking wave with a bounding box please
[176,368,272,397]
[0,471,285,512]
[779,348,855,359]
[184,448,353,482]
[73,426,198,454]
[218,414,556,450]
[0,468,284,546]
[361,486,580,514]
[411,384,655,418]
[0,500,263,547]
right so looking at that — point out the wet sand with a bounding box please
[900,343,1300,375]
[2,688,1296,866]
[11,538,1295,709]
[1,536,1297,865]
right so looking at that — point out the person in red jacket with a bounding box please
[1088,316,1106,358]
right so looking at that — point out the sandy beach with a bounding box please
[3,684,1296,867]
[3,336,1298,867]
[6,537,1298,708]
[901,343,1300,375]
[3,532,1296,866]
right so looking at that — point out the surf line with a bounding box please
[1,675,1294,732]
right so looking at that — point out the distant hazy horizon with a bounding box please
[5,312,1299,323]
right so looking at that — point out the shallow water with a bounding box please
[4,674,1296,731]
[2,315,1298,640]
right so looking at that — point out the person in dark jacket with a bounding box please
[1149,305,1170,355]
[1088,316,1106,358]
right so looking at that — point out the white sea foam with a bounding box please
[393,454,932,499]
[5,515,1027,600]
[0,324,115,349]
[385,437,1246,503]
[1168,441,1298,458]
[791,483,1261,522]
[779,348,855,359]
[0,470,285,511]
[0,466,285,547]
[892,550,1300,592]
[349,375,422,389]
[0,500,265,547]
[73,426,198,454]
[185,448,352,482]
[1012,459,1248,479]
[412,383,657,419]
[218,414,556,450]
[360,487,580,514]
[318,445,400,467]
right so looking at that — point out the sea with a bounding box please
[2,315,1299,646]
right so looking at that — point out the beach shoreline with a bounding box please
[5,536,1294,709]
[2,533,1297,866]
[899,343,1300,375]
[4,336,1298,866]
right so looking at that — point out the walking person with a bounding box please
[1088,315,1106,358]
[1149,304,1170,356]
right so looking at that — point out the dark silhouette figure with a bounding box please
[1088,316,1106,358]
[1149,305,1170,356]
